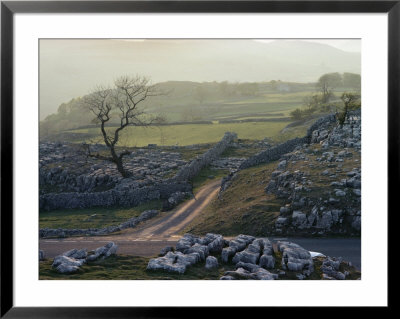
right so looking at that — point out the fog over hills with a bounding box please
[40,39,360,119]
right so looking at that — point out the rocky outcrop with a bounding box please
[146,233,359,280]
[277,241,314,276]
[148,233,226,274]
[40,133,235,211]
[321,256,347,280]
[40,143,188,194]
[205,256,218,269]
[221,234,255,263]
[159,246,174,256]
[86,242,118,261]
[268,110,361,236]
[219,113,338,198]
[52,242,118,274]
[146,251,201,274]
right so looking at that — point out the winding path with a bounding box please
[39,179,221,258]
[39,178,361,269]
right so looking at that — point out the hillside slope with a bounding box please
[185,111,361,237]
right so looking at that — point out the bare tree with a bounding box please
[317,72,342,103]
[82,75,163,178]
[337,92,361,126]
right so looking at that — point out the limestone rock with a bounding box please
[321,256,346,280]
[86,242,118,261]
[278,241,314,276]
[159,246,174,256]
[205,256,218,270]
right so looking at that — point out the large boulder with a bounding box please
[52,242,118,274]
[292,211,307,228]
[222,235,257,264]
[321,256,346,280]
[205,256,218,270]
[176,233,201,253]
[63,248,87,260]
[186,243,209,261]
[232,243,261,265]
[147,253,187,274]
[221,246,236,263]
[278,241,314,276]
[52,255,86,274]
[86,242,118,261]
[159,246,174,256]
[206,234,225,253]
[56,264,81,274]
[147,251,201,274]
[259,255,275,269]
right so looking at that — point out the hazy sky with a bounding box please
[255,39,360,52]
[40,39,360,119]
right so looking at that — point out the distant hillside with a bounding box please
[39,74,361,141]
[40,39,361,118]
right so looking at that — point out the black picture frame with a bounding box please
[1,0,396,317]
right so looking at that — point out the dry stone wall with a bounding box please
[174,132,237,181]
[219,113,338,195]
[39,132,235,211]
[39,180,190,211]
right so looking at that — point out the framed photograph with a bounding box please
[1,0,396,316]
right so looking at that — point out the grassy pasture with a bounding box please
[64,121,292,147]
[39,200,162,229]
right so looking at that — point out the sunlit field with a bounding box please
[65,121,292,147]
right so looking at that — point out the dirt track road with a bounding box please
[39,179,221,258]
[39,179,361,269]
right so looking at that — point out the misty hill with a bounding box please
[39,74,361,140]
[40,39,360,119]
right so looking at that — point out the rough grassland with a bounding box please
[39,254,360,280]
[191,166,229,193]
[39,254,235,280]
[39,200,162,229]
[184,162,283,236]
[184,143,361,237]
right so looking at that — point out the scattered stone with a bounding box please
[145,233,359,280]
[147,251,200,274]
[86,242,118,262]
[321,256,346,280]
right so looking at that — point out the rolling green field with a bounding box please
[64,121,292,147]
[45,87,353,146]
